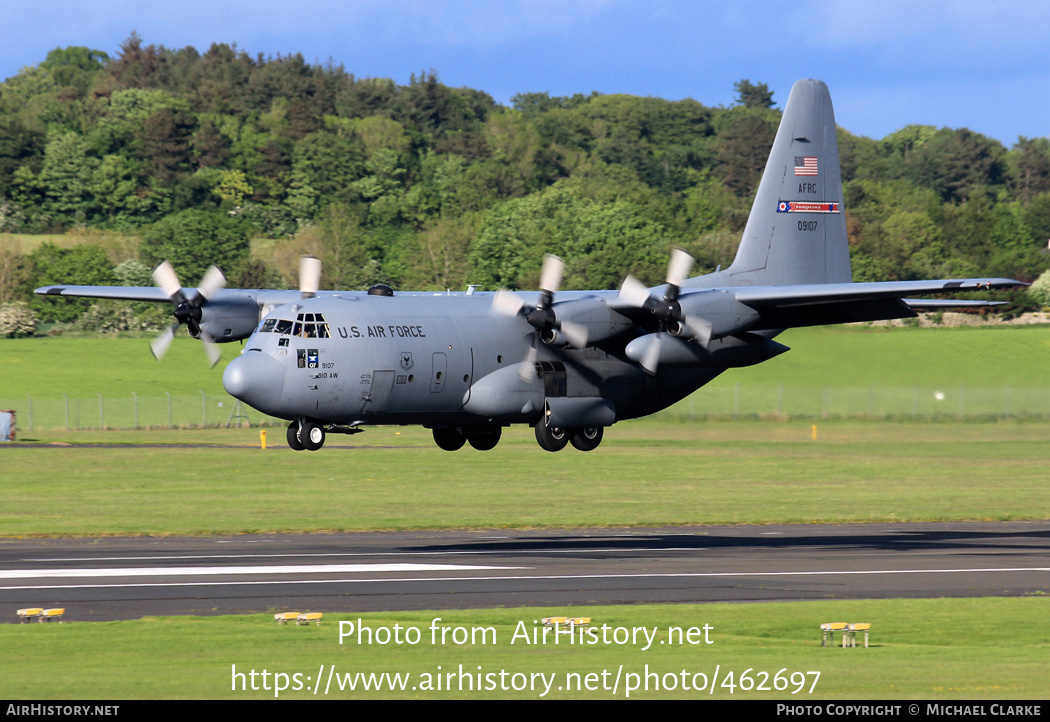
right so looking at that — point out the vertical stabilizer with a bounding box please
[725,79,851,286]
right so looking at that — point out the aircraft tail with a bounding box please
[724,79,851,287]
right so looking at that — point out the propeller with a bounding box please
[299,255,321,298]
[617,248,709,374]
[150,261,226,367]
[491,254,589,380]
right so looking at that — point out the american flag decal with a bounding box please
[794,156,818,176]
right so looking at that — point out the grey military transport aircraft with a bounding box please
[36,79,1025,452]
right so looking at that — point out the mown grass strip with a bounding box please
[2,598,1046,699]
[3,422,1049,536]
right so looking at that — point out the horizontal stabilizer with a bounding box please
[733,278,1024,308]
[729,278,1025,330]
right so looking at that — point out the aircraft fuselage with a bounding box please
[223,292,724,431]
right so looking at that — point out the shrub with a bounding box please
[0,302,38,337]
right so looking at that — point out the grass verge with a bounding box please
[2,598,1046,699]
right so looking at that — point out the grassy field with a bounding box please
[1,231,141,264]
[2,327,1049,701]
[3,324,1050,398]
[2,599,1046,699]
[706,323,1050,388]
[3,421,1049,536]
[4,325,1050,429]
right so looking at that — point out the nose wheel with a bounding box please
[287,421,305,451]
[287,420,326,451]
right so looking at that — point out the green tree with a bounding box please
[40,46,109,97]
[140,209,251,282]
[713,107,779,197]
[0,119,45,197]
[1009,137,1050,204]
[272,204,381,289]
[734,80,775,109]
[27,242,113,321]
[470,182,670,291]
[136,106,196,185]
[37,131,99,222]
[292,131,366,204]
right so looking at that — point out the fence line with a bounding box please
[1,393,283,431]
[4,386,1050,431]
[660,385,1050,421]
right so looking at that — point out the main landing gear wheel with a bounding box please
[534,422,569,452]
[467,427,502,451]
[301,421,326,451]
[570,426,604,451]
[433,427,466,451]
[287,421,305,451]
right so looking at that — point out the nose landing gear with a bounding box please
[287,420,325,450]
[286,419,364,450]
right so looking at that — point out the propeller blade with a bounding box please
[150,325,176,361]
[491,288,525,317]
[201,333,222,368]
[300,255,321,298]
[666,248,695,288]
[539,254,564,294]
[618,275,652,308]
[197,265,226,301]
[640,333,662,375]
[153,261,183,300]
[558,320,589,349]
[683,316,713,346]
[518,344,538,382]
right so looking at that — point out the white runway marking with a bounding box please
[1,566,1046,591]
[0,562,520,580]
[22,548,704,562]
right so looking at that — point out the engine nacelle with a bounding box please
[626,332,789,369]
[195,295,264,342]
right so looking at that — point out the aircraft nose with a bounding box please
[223,351,285,413]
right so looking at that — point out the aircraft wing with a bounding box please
[35,285,312,307]
[35,285,173,302]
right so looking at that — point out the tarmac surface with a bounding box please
[1,521,1048,622]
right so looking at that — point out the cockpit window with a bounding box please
[262,314,329,338]
[294,312,330,338]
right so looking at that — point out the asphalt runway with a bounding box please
[1,522,1048,622]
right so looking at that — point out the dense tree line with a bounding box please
[1,37,1048,329]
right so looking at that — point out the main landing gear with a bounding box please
[432,426,503,451]
[534,423,603,452]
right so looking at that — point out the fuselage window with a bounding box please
[259,318,277,333]
[275,319,293,335]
